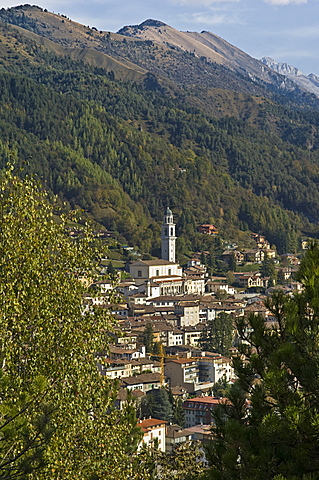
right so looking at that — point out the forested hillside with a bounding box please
[1,5,319,255]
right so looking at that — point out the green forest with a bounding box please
[0,6,319,257]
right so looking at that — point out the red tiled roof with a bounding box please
[137,418,167,432]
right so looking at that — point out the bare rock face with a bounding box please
[261,57,319,97]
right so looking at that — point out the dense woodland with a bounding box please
[0,6,319,257]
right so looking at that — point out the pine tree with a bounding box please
[143,323,154,354]
[140,388,173,423]
[205,243,319,480]
[199,313,233,356]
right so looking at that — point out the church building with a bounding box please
[161,207,176,263]
[128,208,205,296]
[129,207,181,285]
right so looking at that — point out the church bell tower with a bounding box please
[161,207,176,263]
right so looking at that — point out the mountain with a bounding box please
[0,7,316,106]
[0,5,319,257]
[118,20,284,86]
[261,57,319,98]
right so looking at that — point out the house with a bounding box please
[99,357,161,379]
[183,396,223,428]
[146,295,180,307]
[108,345,146,360]
[138,418,167,452]
[199,301,218,323]
[112,331,138,350]
[183,324,206,346]
[206,281,236,296]
[115,387,145,410]
[165,358,200,392]
[90,279,114,294]
[98,359,132,378]
[120,372,162,393]
[184,424,214,444]
[252,233,271,250]
[197,224,219,235]
[175,301,200,327]
[165,358,216,393]
[244,303,269,319]
[221,250,244,265]
[196,354,234,384]
[166,425,193,453]
[183,276,206,295]
[187,258,204,268]
[183,265,207,278]
[234,272,269,289]
[243,249,265,263]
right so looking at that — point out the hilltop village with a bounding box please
[83,208,306,452]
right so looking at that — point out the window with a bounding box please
[156,270,159,276]
[168,269,171,275]
[138,270,142,277]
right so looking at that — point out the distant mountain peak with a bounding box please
[117,19,167,35]
[261,57,319,97]
[139,19,167,28]
[261,57,302,76]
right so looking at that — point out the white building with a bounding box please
[161,207,176,263]
[138,418,167,452]
[129,259,183,286]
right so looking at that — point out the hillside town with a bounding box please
[85,207,306,453]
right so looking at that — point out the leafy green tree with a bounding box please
[199,313,233,356]
[205,243,319,480]
[0,167,150,480]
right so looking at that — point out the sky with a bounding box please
[2,0,318,75]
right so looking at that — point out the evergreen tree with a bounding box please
[260,255,277,285]
[199,313,233,356]
[206,243,319,480]
[107,260,117,279]
[172,397,185,428]
[140,389,173,423]
[143,323,155,354]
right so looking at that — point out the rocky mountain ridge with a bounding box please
[261,57,319,98]
[0,6,316,105]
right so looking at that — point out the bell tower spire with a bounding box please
[161,207,176,263]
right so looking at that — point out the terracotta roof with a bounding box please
[186,396,222,404]
[183,397,223,408]
[137,418,167,432]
